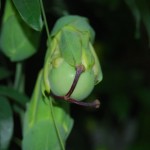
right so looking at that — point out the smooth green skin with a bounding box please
[49,61,95,101]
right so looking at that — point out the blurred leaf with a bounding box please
[125,0,150,45]
[129,142,150,150]
[97,0,121,10]
[12,0,43,31]
[0,86,29,107]
[23,71,73,150]
[0,0,41,61]
[125,0,141,38]
[137,88,150,108]
[110,94,131,121]
[136,0,150,46]
[0,67,12,80]
[0,96,13,150]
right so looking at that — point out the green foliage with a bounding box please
[60,29,82,66]
[0,86,29,106]
[0,96,13,150]
[0,67,12,80]
[0,0,150,150]
[12,0,43,31]
[0,0,40,61]
[125,0,150,45]
[50,15,95,68]
[23,71,73,150]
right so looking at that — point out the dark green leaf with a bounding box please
[0,67,12,80]
[60,29,82,66]
[137,88,150,108]
[136,0,150,46]
[125,0,141,39]
[125,0,150,45]
[110,94,131,121]
[12,0,43,31]
[0,86,29,107]
[0,96,13,150]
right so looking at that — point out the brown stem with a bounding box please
[50,92,100,108]
[65,65,85,98]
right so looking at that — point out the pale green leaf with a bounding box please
[81,34,95,69]
[51,15,95,42]
[23,71,73,150]
[60,29,82,66]
[0,0,40,61]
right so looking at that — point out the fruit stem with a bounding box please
[66,97,100,108]
[65,64,85,98]
[51,93,100,109]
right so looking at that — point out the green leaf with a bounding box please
[23,71,73,150]
[136,0,150,46]
[90,43,103,84]
[0,66,12,80]
[59,29,82,66]
[12,0,43,31]
[110,94,131,121]
[0,96,13,150]
[51,15,81,36]
[125,0,141,39]
[81,34,95,69]
[0,86,29,107]
[0,0,40,61]
[125,0,150,46]
[51,15,95,42]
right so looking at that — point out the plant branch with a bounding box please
[49,98,65,150]
[39,0,51,43]
[14,62,23,91]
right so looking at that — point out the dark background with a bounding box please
[1,0,150,150]
[27,0,150,150]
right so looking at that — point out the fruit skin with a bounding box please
[49,60,95,101]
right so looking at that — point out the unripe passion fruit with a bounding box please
[49,60,95,101]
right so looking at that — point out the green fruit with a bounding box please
[49,60,95,101]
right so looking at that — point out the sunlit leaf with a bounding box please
[12,0,43,31]
[0,96,13,150]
